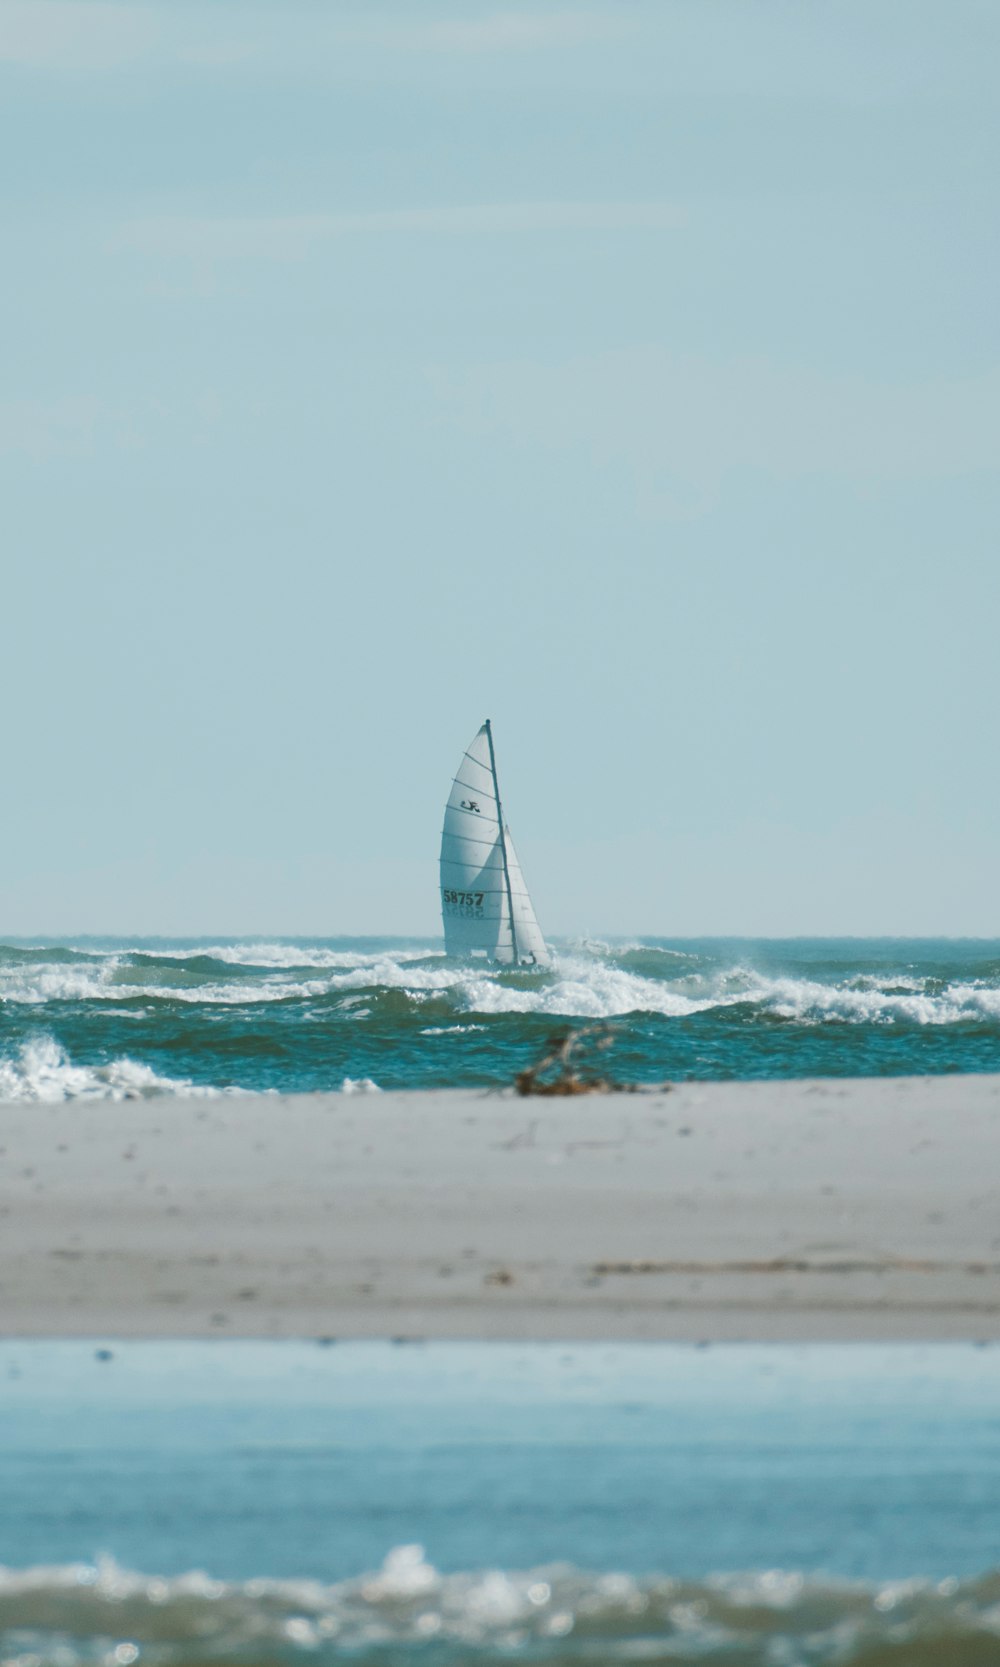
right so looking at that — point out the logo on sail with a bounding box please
[460,799,481,813]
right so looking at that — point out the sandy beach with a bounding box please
[2,1074,999,1341]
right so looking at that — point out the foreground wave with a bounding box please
[3,937,1000,1095]
[2,1549,999,1665]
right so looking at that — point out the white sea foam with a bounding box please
[0,965,329,1008]
[0,958,119,1005]
[745,973,1000,1027]
[420,1024,486,1034]
[454,956,710,1019]
[323,956,470,994]
[131,977,332,1006]
[441,954,1000,1026]
[0,1551,997,1664]
[3,942,1000,1028]
[0,945,448,1008]
[0,1037,224,1101]
[141,942,444,970]
[340,1076,381,1094]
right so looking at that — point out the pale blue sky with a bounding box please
[3,0,998,936]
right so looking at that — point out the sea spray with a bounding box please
[2,937,1000,1096]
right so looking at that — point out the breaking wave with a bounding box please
[2,937,1000,1093]
[0,1037,223,1101]
[1,1549,999,1665]
[4,941,1000,1026]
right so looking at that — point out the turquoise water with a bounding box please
[2,1343,1000,1665]
[2,937,1000,1096]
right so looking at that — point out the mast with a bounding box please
[484,718,520,965]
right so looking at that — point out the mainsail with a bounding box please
[440,720,547,965]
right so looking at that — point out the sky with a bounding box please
[3,0,998,937]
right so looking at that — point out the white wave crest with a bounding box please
[420,1024,486,1034]
[4,941,1000,1030]
[323,956,470,994]
[747,974,1000,1027]
[0,958,119,1005]
[0,945,447,1008]
[0,1037,223,1101]
[454,956,709,1019]
[143,942,445,970]
[0,967,330,1008]
[0,1550,997,1663]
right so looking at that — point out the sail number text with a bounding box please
[443,889,485,918]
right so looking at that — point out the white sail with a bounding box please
[502,828,548,964]
[440,721,547,965]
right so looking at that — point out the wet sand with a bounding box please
[2,1075,999,1340]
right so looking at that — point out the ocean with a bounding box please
[2,937,1000,1098]
[6,941,1000,1665]
[3,1342,1000,1667]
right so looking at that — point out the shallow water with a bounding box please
[3,937,1000,1096]
[2,1343,1000,1664]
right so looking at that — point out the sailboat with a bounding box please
[440,720,548,965]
